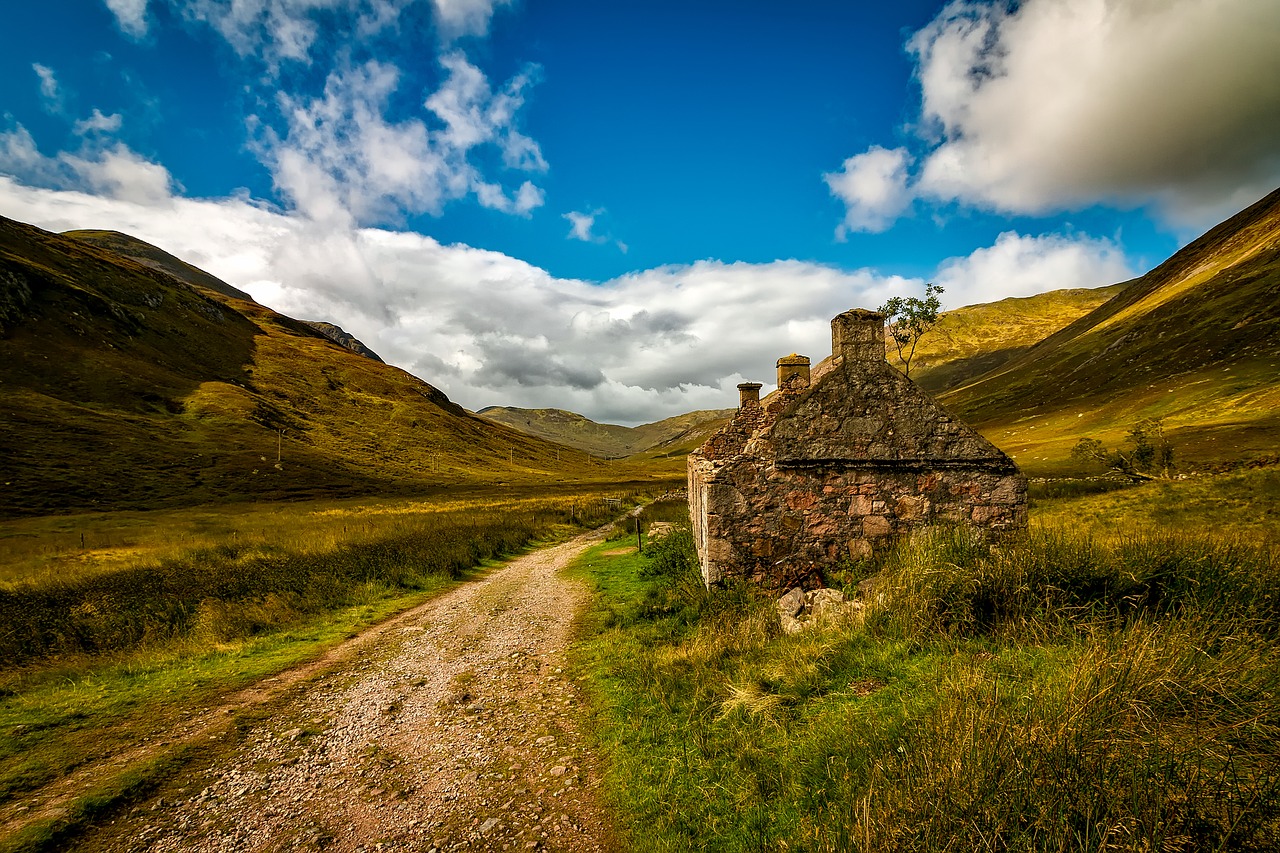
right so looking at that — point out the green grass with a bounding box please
[1033,467,1280,545]
[569,475,1280,852]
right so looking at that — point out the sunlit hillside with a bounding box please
[939,187,1280,475]
[908,284,1127,394]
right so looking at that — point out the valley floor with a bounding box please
[25,532,614,853]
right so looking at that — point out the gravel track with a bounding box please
[75,530,614,853]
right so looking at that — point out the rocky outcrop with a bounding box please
[302,321,385,363]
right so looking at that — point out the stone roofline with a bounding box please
[693,307,1015,470]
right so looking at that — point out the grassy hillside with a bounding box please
[63,229,254,303]
[909,284,1126,394]
[479,406,732,460]
[940,188,1280,475]
[0,216,665,517]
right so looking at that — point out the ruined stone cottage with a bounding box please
[687,308,1026,590]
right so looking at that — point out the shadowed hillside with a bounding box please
[940,187,1280,474]
[1,217,657,517]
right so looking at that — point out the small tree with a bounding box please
[1071,418,1175,481]
[879,283,944,378]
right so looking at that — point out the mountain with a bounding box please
[478,406,733,459]
[64,229,255,303]
[0,216,649,517]
[940,187,1280,474]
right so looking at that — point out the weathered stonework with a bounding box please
[688,308,1027,590]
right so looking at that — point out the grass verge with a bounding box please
[569,488,1280,851]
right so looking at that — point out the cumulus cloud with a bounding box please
[0,125,177,204]
[431,0,512,40]
[562,207,627,252]
[175,0,397,70]
[824,145,912,237]
[0,176,1133,423]
[564,209,597,242]
[830,0,1280,232]
[105,0,150,38]
[932,231,1134,309]
[257,53,545,226]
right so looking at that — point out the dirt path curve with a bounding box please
[77,530,615,853]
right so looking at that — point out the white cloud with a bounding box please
[564,209,598,242]
[824,145,912,237]
[933,231,1134,309]
[74,109,125,136]
[105,0,150,38]
[563,207,627,252]
[177,0,350,69]
[832,0,1280,233]
[257,54,545,226]
[32,64,63,113]
[425,52,546,172]
[431,0,512,40]
[0,125,177,205]
[0,177,1131,425]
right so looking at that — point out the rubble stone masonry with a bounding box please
[688,308,1027,590]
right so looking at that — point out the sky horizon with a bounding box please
[2,0,1278,425]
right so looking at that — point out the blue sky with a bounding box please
[2,0,1278,423]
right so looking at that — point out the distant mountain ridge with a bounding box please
[909,284,1127,394]
[478,406,734,459]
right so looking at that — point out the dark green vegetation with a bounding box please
[0,489,629,849]
[571,476,1280,852]
[477,405,733,461]
[0,217,673,517]
[880,282,945,378]
[937,188,1280,476]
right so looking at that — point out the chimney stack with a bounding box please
[831,308,886,363]
[737,382,762,408]
[775,354,811,391]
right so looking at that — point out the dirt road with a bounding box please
[75,531,614,852]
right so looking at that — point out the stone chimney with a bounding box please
[776,354,811,390]
[737,382,762,408]
[831,308,886,363]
